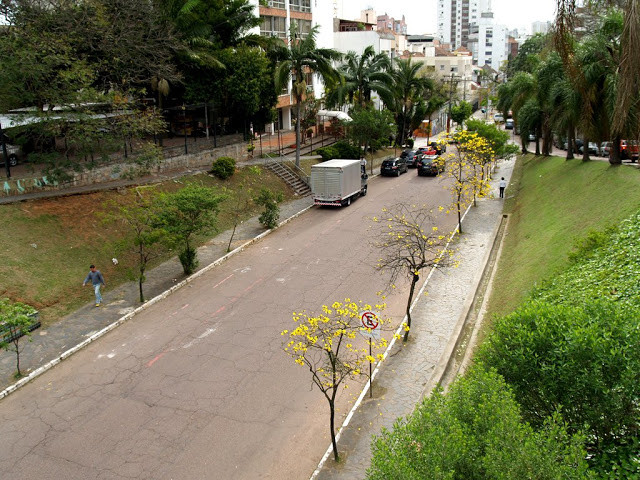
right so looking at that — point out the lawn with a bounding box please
[486,155,640,319]
[0,166,294,325]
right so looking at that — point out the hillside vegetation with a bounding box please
[487,154,640,318]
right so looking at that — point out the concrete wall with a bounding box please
[2,143,248,198]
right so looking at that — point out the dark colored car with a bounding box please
[417,154,444,176]
[381,157,408,176]
[401,149,420,167]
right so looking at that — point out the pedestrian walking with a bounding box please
[83,264,106,307]
[360,157,367,175]
[499,177,507,198]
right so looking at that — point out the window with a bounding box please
[267,0,285,8]
[290,18,312,38]
[290,0,311,13]
[260,16,286,38]
[440,64,445,70]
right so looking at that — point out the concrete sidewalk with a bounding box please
[312,155,515,479]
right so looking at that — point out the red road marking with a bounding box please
[147,352,166,368]
[181,304,189,309]
[214,306,226,315]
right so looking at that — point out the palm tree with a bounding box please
[274,23,341,167]
[326,45,392,110]
[384,58,432,147]
[554,1,639,164]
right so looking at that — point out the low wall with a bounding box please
[1,143,248,197]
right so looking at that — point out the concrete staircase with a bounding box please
[264,160,311,197]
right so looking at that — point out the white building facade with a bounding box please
[437,0,489,49]
[467,11,508,70]
[248,0,334,131]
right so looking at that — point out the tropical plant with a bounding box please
[274,23,341,167]
[326,45,392,110]
[383,58,431,147]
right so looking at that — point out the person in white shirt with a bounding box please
[499,177,507,198]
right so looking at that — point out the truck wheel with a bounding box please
[361,186,367,196]
[8,155,18,167]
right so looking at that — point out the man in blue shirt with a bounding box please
[83,264,106,307]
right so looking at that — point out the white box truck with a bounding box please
[310,159,368,207]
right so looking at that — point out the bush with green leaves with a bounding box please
[333,140,361,159]
[405,137,414,148]
[367,365,590,480]
[0,298,37,378]
[316,146,339,161]
[477,300,640,475]
[254,188,283,229]
[155,184,227,275]
[210,156,236,180]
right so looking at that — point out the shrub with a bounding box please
[317,146,338,162]
[405,138,414,148]
[367,365,589,480]
[210,156,236,180]
[333,140,360,159]
[477,300,640,472]
[254,188,283,229]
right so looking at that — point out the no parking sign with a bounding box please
[360,311,381,340]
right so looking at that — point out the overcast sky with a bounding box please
[338,0,558,35]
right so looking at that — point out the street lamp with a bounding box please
[1,121,11,179]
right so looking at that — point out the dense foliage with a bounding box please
[478,208,640,476]
[210,156,236,180]
[368,365,590,480]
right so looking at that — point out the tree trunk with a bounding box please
[610,136,622,165]
[329,396,339,461]
[14,339,21,377]
[582,137,590,162]
[566,125,574,160]
[295,97,302,168]
[403,274,419,342]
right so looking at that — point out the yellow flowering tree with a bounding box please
[372,204,455,342]
[443,131,494,233]
[282,300,390,461]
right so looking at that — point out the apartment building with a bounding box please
[467,11,508,70]
[437,0,489,50]
[249,0,333,131]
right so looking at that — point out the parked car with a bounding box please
[402,150,421,167]
[494,113,504,123]
[400,149,417,164]
[417,154,444,176]
[621,140,639,161]
[381,157,409,176]
[578,142,599,155]
[0,142,22,167]
[601,141,612,157]
[505,118,514,130]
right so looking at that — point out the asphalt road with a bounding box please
[0,159,457,480]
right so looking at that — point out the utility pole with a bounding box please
[447,71,455,134]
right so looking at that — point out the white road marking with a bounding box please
[182,326,219,349]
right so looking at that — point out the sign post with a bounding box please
[360,310,380,398]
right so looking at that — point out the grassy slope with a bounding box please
[487,154,640,319]
[0,166,294,324]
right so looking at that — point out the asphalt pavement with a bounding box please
[0,136,515,480]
